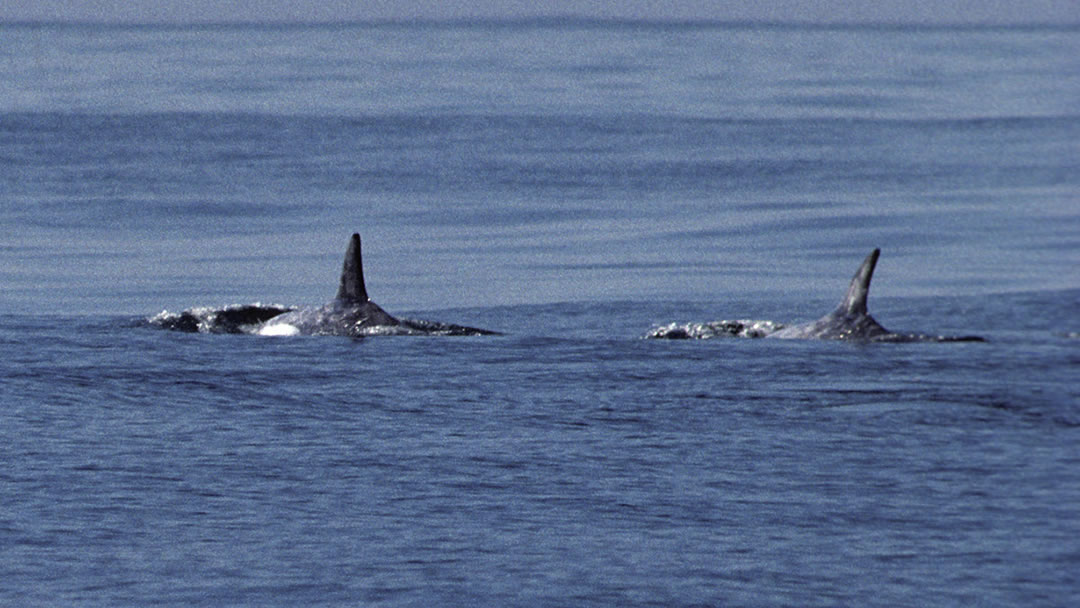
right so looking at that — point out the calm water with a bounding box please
[1,20,1079,606]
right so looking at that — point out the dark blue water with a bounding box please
[1,21,1079,606]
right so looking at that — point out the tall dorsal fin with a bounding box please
[335,233,369,302]
[836,248,880,317]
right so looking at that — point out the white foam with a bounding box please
[257,323,300,337]
[644,319,784,339]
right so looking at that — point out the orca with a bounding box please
[256,233,498,337]
[767,248,983,342]
[149,304,295,334]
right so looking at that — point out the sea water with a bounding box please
[1,20,1078,606]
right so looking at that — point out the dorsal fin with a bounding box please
[335,233,369,302]
[836,248,880,317]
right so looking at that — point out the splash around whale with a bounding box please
[149,233,499,337]
[766,249,983,342]
[647,249,984,343]
[257,233,497,337]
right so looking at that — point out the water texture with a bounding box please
[1,21,1078,606]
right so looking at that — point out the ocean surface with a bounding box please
[2,20,1079,606]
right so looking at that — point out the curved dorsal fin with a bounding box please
[836,248,880,317]
[335,233,369,302]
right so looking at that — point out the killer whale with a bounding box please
[256,233,497,337]
[766,248,983,342]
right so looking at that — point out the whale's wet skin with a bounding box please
[148,304,295,334]
[149,233,498,337]
[647,249,985,343]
